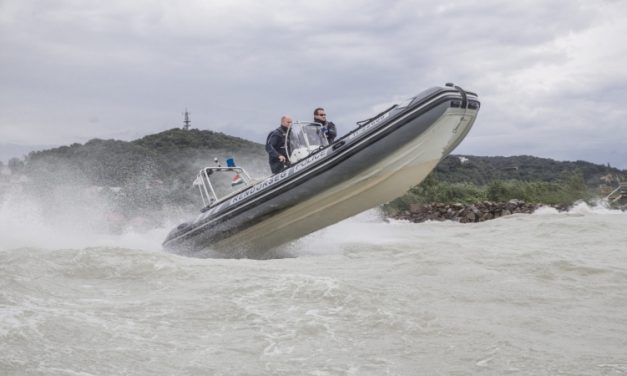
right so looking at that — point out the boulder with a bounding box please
[465,211,476,222]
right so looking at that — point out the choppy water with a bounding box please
[1,203,626,375]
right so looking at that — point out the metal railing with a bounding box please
[605,182,627,203]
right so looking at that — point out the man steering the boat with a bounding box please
[313,107,337,143]
[265,115,292,174]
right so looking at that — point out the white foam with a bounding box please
[532,206,560,215]
[0,189,172,251]
[567,201,625,216]
[532,201,625,217]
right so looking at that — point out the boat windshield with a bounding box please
[286,122,329,163]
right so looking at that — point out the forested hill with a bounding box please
[434,154,626,188]
[133,128,260,152]
[25,128,267,187]
[18,129,268,219]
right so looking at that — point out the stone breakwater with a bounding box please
[391,200,571,223]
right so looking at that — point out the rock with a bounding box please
[478,212,489,221]
[389,200,571,223]
[465,211,476,222]
[409,203,422,213]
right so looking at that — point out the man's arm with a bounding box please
[327,122,337,142]
[265,131,281,159]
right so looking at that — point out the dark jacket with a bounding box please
[318,121,337,143]
[265,125,289,174]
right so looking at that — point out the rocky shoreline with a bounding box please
[390,200,573,223]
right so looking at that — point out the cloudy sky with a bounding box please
[1,0,626,167]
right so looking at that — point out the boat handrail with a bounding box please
[605,182,627,203]
[356,104,398,127]
[193,166,253,208]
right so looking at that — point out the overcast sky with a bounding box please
[1,0,626,168]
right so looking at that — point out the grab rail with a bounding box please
[356,104,398,128]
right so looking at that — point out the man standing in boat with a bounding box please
[314,107,337,143]
[265,115,292,174]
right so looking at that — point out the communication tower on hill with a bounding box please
[183,109,191,130]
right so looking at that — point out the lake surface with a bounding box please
[1,203,626,375]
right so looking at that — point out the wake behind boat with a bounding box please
[163,83,480,255]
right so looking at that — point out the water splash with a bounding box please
[0,188,171,251]
[533,201,625,217]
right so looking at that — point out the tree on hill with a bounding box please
[434,155,626,187]
[133,128,260,152]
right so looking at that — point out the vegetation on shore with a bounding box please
[383,156,626,216]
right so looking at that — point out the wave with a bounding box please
[533,201,626,217]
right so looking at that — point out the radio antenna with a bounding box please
[183,109,191,130]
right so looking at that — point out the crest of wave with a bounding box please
[533,200,625,216]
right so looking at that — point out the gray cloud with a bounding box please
[1,0,626,168]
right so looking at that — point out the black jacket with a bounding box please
[317,121,337,143]
[265,126,289,174]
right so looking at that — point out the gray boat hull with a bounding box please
[163,85,480,255]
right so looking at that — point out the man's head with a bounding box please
[314,108,327,124]
[280,115,293,128]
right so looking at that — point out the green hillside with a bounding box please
[434,154,625,187]
[384,155,626,214]
[19,128,267,225]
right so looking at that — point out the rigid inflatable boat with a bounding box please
[163,83,480,255]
